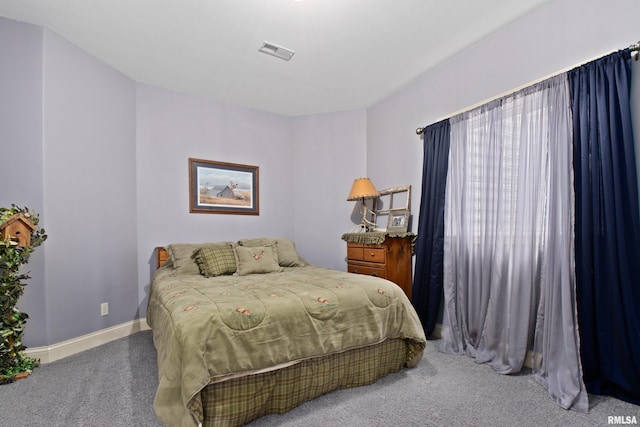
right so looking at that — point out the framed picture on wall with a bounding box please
[189,158,259,215]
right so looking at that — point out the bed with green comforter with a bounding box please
[147,240,426,427]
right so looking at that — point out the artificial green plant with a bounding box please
[0,205,47,384]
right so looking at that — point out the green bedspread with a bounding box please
[147,265,426,427]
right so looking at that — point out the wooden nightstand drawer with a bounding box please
[346,245,363,261]
[347,263,386,279]
[346,243,386,263]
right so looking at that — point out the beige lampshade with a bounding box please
[347,178,380,201]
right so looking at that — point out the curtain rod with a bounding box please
[416,40,640,136]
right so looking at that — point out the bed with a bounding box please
[147,238,426,427]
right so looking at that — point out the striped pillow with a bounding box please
[194,246,237,277]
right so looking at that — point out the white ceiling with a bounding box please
[0,0,550,117]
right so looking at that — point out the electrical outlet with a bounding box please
[101,302,109,316]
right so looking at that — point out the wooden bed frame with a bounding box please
[155,246,169,270]
[150,245,421,426]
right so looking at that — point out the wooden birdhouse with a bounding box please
[0,213,37,247]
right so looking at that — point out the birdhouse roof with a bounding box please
[0,213,37,231]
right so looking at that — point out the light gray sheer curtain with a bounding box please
[439,75,589,411]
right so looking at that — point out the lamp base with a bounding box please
[351,216,376,233]
[349,196,378,233]
[350,224,368,233]
[360,206,377,232]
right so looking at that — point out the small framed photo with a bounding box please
[189,158,259,215]
[387,209,410,232]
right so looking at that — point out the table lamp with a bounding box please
[347,177,380,232]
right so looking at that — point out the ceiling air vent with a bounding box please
[258,41,295,61]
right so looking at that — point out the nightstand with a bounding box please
[343,233,414,299]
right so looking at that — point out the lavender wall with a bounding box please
[135,85,297,311]
[0,18,47,345]
[134,91,368,313]
[0,20,138,346]
[291,110,367,270]
[367,0,640,225]
[41,31,138,344]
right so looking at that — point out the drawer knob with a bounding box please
[370,252,375,257]
[371,273,377,277]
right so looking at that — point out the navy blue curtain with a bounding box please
[412,120,450,337]
[569,49,640,405]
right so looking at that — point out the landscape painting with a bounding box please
[189,158,259,215]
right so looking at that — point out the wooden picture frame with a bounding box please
[189,158,259,215]
[373,185,411,232]
[387,209,410,232]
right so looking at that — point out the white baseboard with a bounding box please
[26,318,150,364]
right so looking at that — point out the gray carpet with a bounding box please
[0,331,638,426]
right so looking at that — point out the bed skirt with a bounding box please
[199,338,412,426]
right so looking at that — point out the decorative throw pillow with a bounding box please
[237,237,306,267]
[273,238,307,267]
[166,242,235,275]
[234,245,283,276]
[194,246,237,277]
